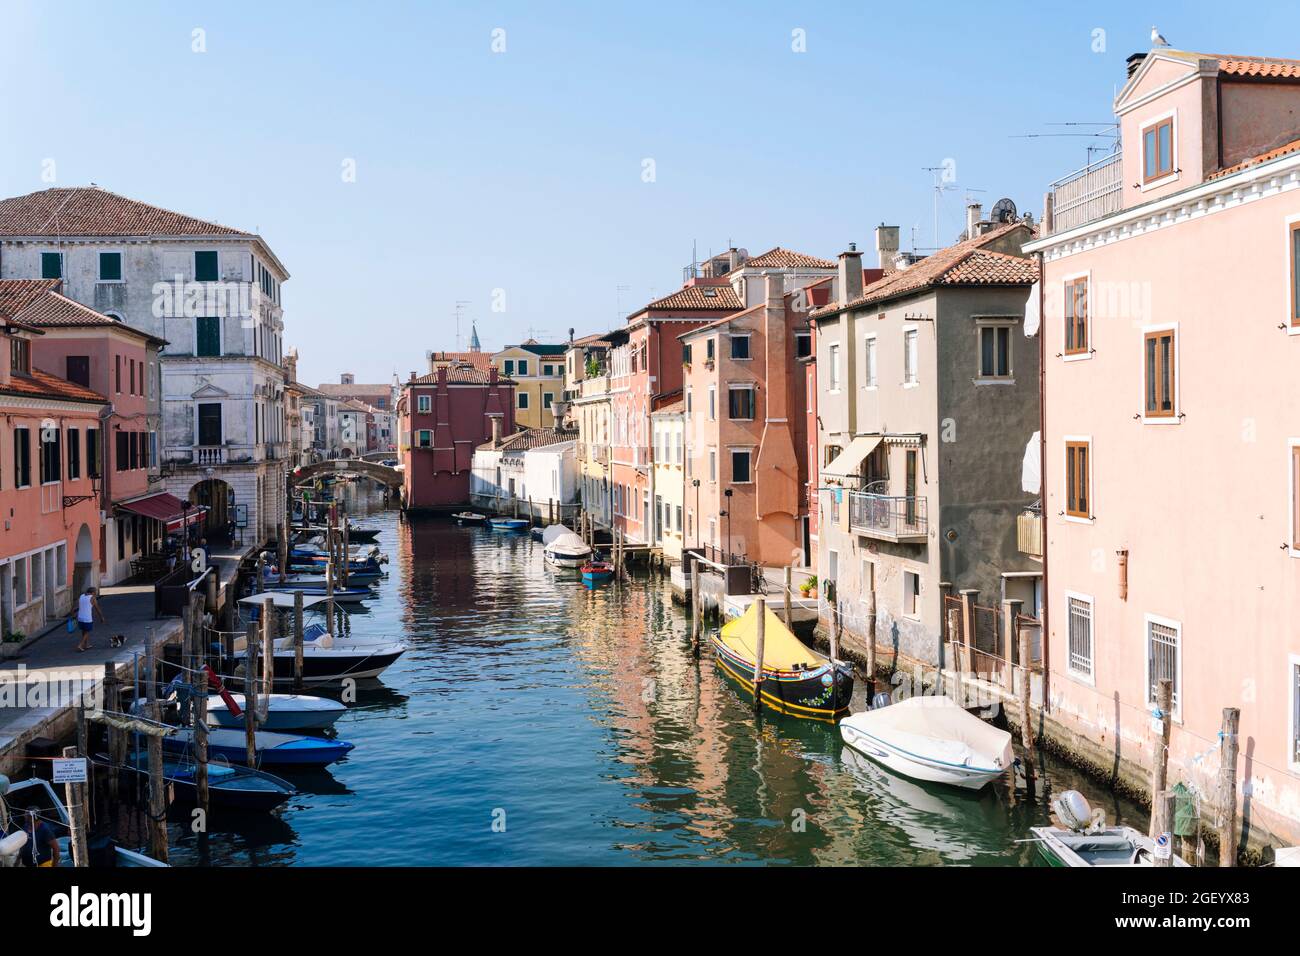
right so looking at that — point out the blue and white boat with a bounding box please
[207,692,346,732]
[109,752,298,813]
[162,726,355,767]
[488,517,529,533]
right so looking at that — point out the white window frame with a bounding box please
[1064,589,1096,686]
[543,392,554,409]
[1062,434,1094,525]
[859,556,874,604]
[97,248,125,283]
[708,447,717,482]
[417,429,433,448]
[417,394,432,414]
[1290,652,1300,772]
[902,570,921,618]
[729,446,754,485]
[1285,214,1300,337]
[728,333,753,361]
[517,392,529,410]
[828,342,841,392]
[974,317,1016,384]
[41,250,65,280]
[1140,321,1180,425]
[1290,438,1300,558]
[863,333,877,388]
[902,326,919,387]
[1061,270,1094,363]
[827,549,839,584]
[727,383,756,421]
[1144,613,1183,724]
[1138,108,1179,193]
[518,359,529,376]
[707,385,716,422]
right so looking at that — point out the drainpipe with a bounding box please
[98,405,114,513]
[1036,252,1050,711]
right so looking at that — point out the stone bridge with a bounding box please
[291,458,403,489]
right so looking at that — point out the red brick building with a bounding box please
[398,363,515,509]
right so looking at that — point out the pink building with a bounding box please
[1028,47,1300,848]
[399,363,515,509]
[0,285,109,637]
[11,280,174,584]
[610,279,741,543]
[679,273,814,565]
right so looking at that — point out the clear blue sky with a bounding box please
[3,0,1296,386]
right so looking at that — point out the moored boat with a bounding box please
[162,726,354,767]
[107,752,298,812]
[207,692,347,732]
[544,531,592,568]
[488,517,529,532]
[711,602,853,721]
[453,512,487,524]
[1,777,170,864]
[580,560,614,586]
[839,694,1012,789]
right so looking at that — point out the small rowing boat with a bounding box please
[162,726,355,767]
[1029,791,1191,867]
[453,512,487,524]
[839,694,1012,789]
[711,602,853,721]
[488,517,529,532]
[207,692,346,732]
[580,560,614,586]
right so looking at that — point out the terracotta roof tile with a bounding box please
[408,364,510,385]
[739,247,837,270]
[640,283,744,312]
[1209,137,1300,179]
[0,365,106,404]
[427,350,493,372]
[0,186,254,238]
[1218,57,1300,78]
[811,223,1036,317]
[479,426,576,452]
[0,279,165,344]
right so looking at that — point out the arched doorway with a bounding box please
[73,523,94,595]
[190,478,234,543]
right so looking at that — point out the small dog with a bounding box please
[109,634,126,648]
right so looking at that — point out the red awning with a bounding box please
[116,493,207,531]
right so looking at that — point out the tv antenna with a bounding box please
[922,165,960,251]
[453,300,471,351]
[1011,122,1119,165]
[615,284,630,321]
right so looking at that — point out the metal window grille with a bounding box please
[1067,596,1093,678]
[1147,621,1180,710]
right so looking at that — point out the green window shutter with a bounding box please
[197,316,220,356]
[195,250,219,281]
[41,252,62,279]
[99,252,122,281]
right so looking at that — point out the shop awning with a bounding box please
[822,436,882,482]
[116,493,207,531]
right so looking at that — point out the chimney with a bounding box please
[875,224,900,275]
[491,416,502,448]
[1126,52,1147,78]
[341,372,355,386]
[728,247,744,272]
[0,323,11,387]
[966,203,983,239]
[837,243,863,306]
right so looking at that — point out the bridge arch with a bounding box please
[291,458,403,489]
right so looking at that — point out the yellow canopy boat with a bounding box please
[711,602,854,720]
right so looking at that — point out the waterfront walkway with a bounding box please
[0,543,250,775]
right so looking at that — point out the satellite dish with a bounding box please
[990,198,1018,223]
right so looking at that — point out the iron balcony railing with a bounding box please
[1044,150,1123,236]
[848,492,928,542]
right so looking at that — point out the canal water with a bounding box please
[169,485,1145,866]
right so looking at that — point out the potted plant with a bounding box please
[800,575,817,599]
[1,630,25,659]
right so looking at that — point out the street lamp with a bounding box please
[691,479,701,551]
[723,488,733,560]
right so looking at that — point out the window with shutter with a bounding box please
[197,316,221,357]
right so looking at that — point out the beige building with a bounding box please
[651,398,685,563]
[492,341,567,428]
[810,218,1040,669]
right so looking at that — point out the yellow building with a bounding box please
[492,341,568,428]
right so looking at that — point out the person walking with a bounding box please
[75,587,104,652]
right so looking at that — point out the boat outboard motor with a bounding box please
[870,691,893,711]
[1052,790,1095,832]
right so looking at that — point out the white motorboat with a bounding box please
[232,624,405,684]
[207,692,347,731]
[1,777,167,867]
[839,694,1013,790]
[1030,791,1190,867]
[544,530,592,568]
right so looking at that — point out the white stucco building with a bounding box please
[470,427,579,523]
[0,187,290,546]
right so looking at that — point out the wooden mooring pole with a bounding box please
[783,565,792,628]
[261,595,275,721]
[144,633,168,862]
[244,620,259,769]
[102,662,121,805]
[342,517,350,589]
[1148,678,1173,837]
[293,589,305,690]
[751,595,766,715]
[189,592,210,829]
[1152,790,1176,867]
[1218,707,1241,867]
[278,521,288,585]
[690,559,702,658]
[62,745,89,868]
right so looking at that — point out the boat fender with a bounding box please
[0,829,29,861]
[205,665,242,718]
